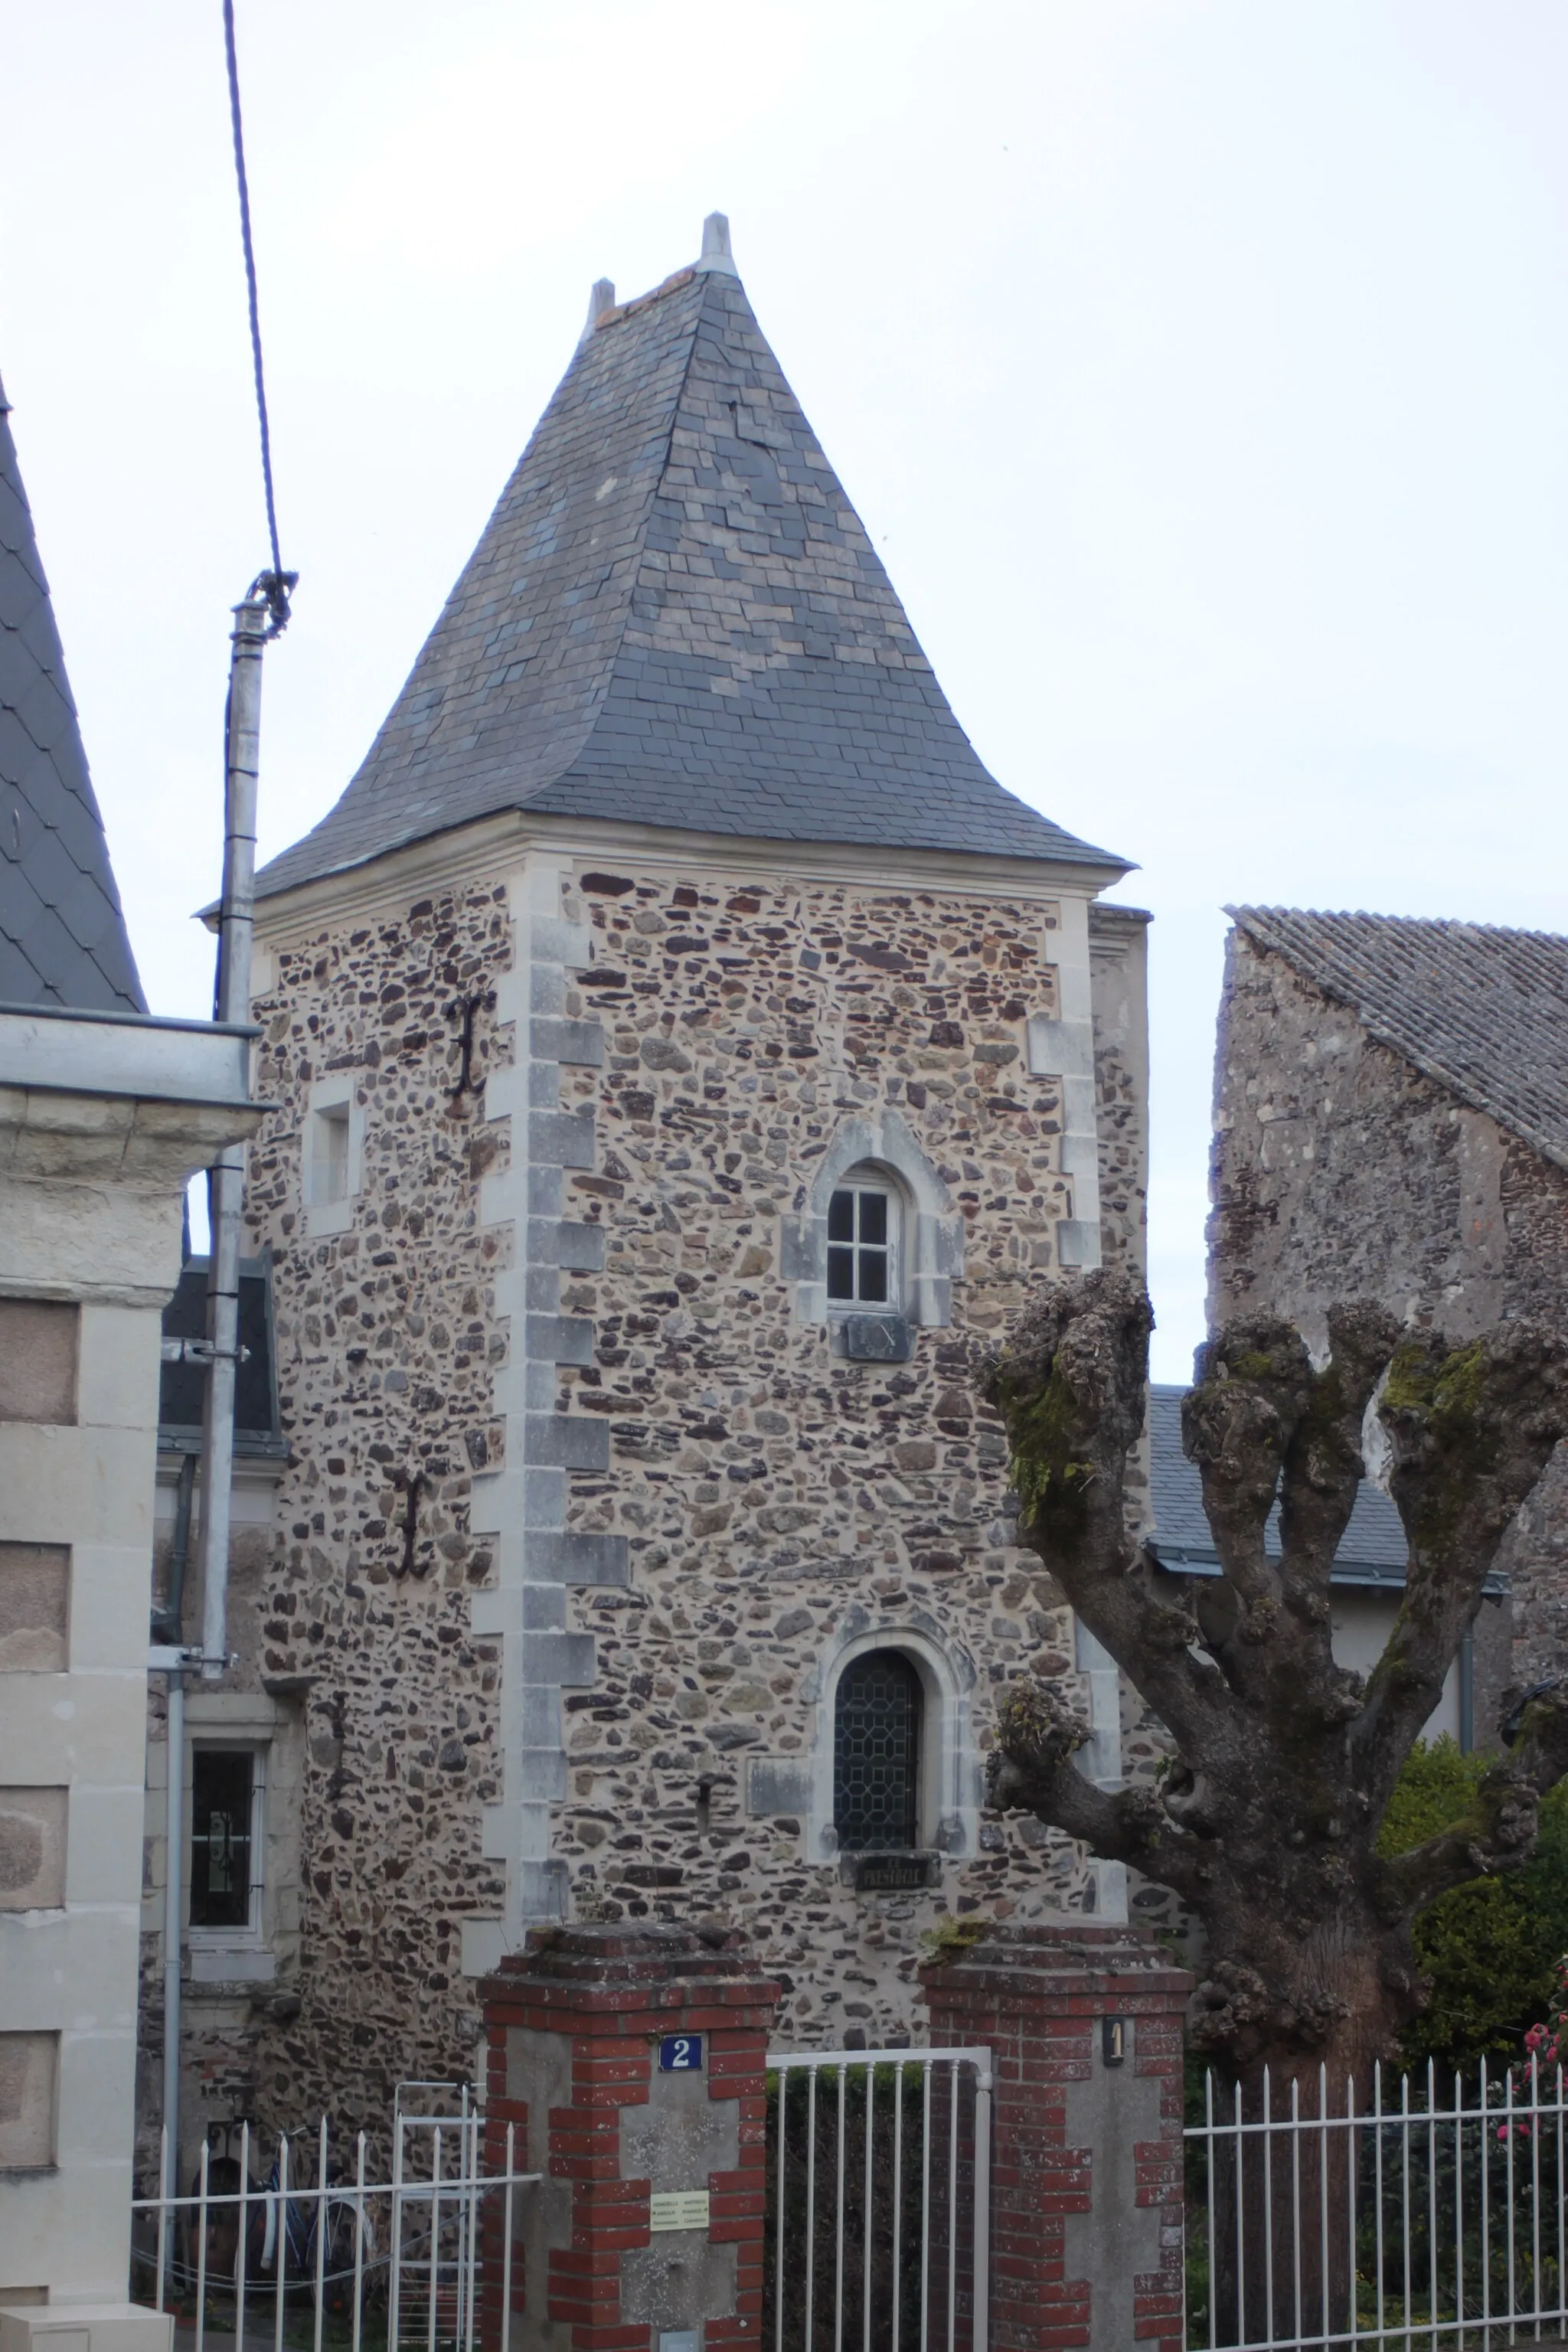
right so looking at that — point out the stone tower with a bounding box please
[153,220,1149,2128]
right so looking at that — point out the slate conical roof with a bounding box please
[0,373,145,1011]
[255,233,1124,901]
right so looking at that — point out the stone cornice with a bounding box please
[0,1083,260,1193]
[249,808,1118,952]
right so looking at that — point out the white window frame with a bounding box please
[187,1741,266,1950]
[304,1077,363,1236]
[825,1167,902,1315]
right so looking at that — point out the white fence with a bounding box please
[765,2045,993,2352]
[1186,2058,1568,2350]
[129,2106,538,2352]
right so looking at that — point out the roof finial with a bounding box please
[580,277,616,345]
[695,212,738,277]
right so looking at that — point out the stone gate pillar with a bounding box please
[922,1922,1192,2352]
[479,1924,781,2352]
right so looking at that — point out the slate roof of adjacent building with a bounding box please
[254,229,1125,902]
[0,371,145,1013]
[1231,906,1568,1176]
[1146,1383,1413,1588]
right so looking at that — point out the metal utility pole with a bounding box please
[155,0,296,2257]
[198,586,267,1676]
[155,576,289,2247]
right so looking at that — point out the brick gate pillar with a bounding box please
[923,1923,1192,2352]
[479,1924,782,2352]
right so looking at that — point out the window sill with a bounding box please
[305,1195,355,1238]
[188,1946,275,1984]
[832,1312,913,1363]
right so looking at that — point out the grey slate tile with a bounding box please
[0,373,144,1013]
[1232,907,1568,1176]
[254,260,1128,900]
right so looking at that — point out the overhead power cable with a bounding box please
[222,0,296,635]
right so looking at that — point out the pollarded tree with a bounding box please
[982,1269,1568,2092]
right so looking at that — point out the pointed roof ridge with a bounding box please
[1229,903,1568,1173]
[255,229,1127,902]
[0,371,145,1012]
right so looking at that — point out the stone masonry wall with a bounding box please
[544,864,1135,2050]
[136,850,1148,2149]
[139,878,518,2161]
[1209,926,1568,1707]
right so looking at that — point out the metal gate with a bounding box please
[1184,2056,1568,2348]
[388,2082,488,2352]
[130,2093,538,2352]
[765,2045,993,2352]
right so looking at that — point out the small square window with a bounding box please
[826,1182,897,1308]
[191,1748,262,1937]
[307,1102,351,1207]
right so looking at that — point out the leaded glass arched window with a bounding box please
[833,1651,922,1852]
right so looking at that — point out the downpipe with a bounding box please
[199,590,268,1677]
[158,579,283,2227]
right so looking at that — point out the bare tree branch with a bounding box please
[983,1269,1237,1754]
[1276,1301,1405,1592]
[1181,1304,1401,1726]
[1354,1325,1568,1808]
[1382,1687,1568,1919]
[987,1682,1208,1903]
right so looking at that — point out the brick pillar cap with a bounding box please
[477,1919,780,2006]
[920,1919,1194,1996]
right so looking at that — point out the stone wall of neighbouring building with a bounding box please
[1209,923,1568,1707]
[136,841,1148,2148]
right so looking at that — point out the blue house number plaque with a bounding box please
[659,2034,703,2072]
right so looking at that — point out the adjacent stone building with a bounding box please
[1209,903,1568,1720]
[138,217,1152,2155]
[0,364,256,2322]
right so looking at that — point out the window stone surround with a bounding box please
[746,1607,982,1868]
[780,1112,965,1332]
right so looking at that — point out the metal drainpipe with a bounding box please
[161,589,270,2241]
[153,1452,197,1647]
[161,1664,186,2264]
[1460,1624,1476,1753]
[198,590,268,1676]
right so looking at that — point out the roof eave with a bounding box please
[247,805,1134,929]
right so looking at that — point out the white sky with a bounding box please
[2,0,1565,1380]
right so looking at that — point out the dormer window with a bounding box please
[826,1173,898,1308]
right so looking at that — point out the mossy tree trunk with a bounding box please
[982,1275,1568,2343]
[982,1272,1568,2085]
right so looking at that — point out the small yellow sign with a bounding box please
[648,2190,711,2233]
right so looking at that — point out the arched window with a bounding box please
[833,1651,922,1851]
[826,1166,900,1310]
